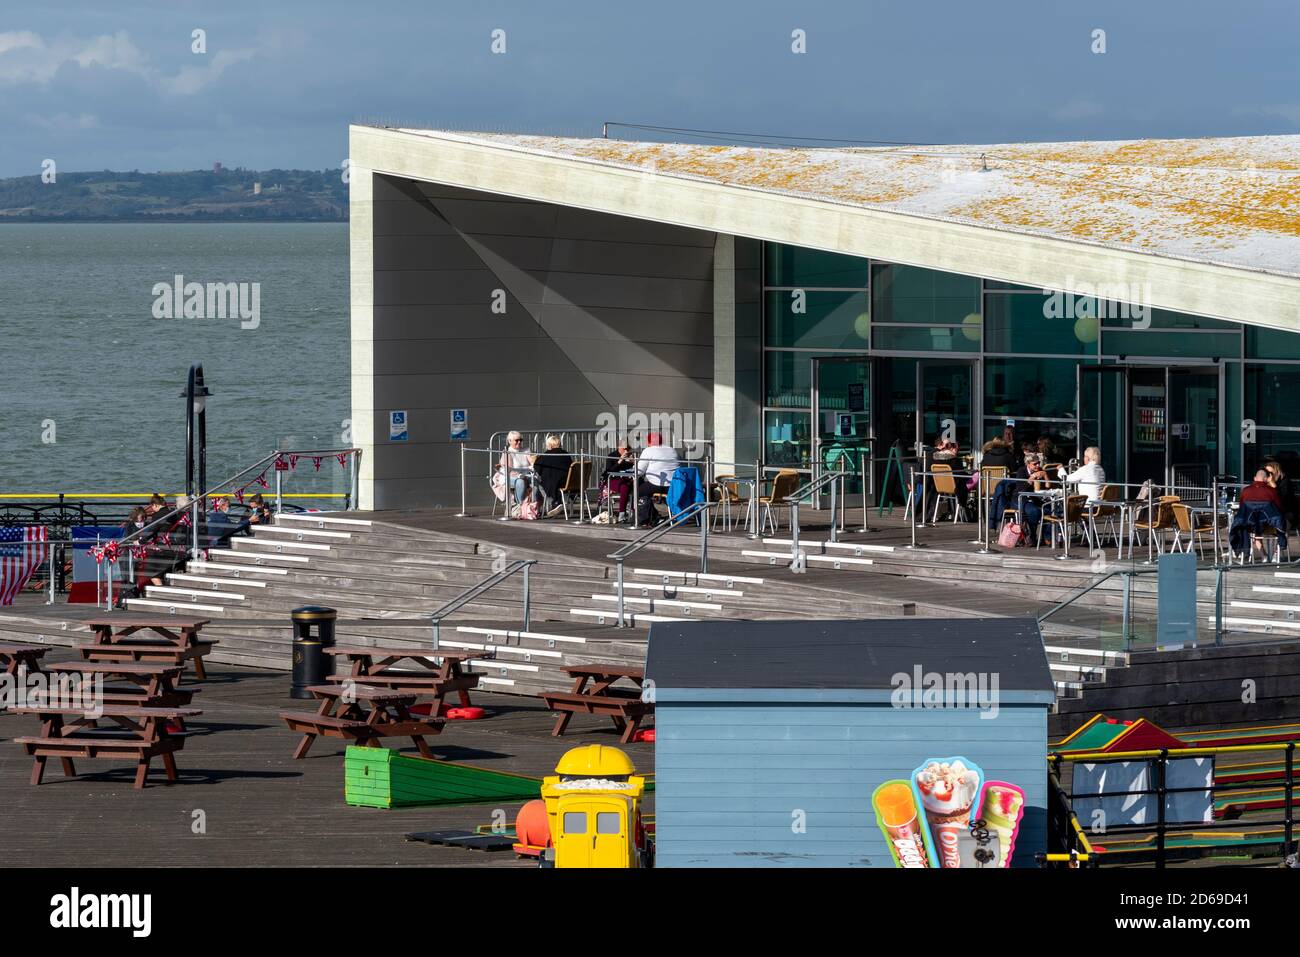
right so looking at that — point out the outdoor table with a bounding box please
[279,683,444,759]
[41,661,197,711]
[80,615,215,681]
[0,643,47,676]
[1015,489,1057,541]
[324,646,481,709]
[539,663,653,744]
[11,703,201,788]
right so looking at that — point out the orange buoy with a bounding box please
[445,706,486,720]
[632,728,656,743]
[514,799,551,853]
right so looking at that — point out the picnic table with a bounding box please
[11,703,201,788]
[0,642,47,676]
[80,616,215,681]
[323,646,482,711]
[280,683,445,759]
[539,663,654,744]
[41,661,198,711]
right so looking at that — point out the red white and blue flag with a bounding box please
[0,527,48,605]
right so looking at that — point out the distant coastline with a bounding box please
[0,167,348,223]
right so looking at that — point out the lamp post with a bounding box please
[182,365,212,558]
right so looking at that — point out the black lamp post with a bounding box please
[182,364,212,514]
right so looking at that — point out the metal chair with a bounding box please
[558,459,594,522]
[1132,495,1180,558]
[1086,483,1123,548]
[1038,494,1087,551]
[930,464,967,524]
[759,469,801,536]
[1170,503,1218,558]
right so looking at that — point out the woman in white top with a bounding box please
[494,431,534,503]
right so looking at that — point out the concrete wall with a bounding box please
[354,173,717,509]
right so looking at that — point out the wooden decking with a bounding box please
[0,655,651,867]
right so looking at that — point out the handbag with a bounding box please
[998,521,1025,548]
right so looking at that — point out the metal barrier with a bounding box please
[607,501,717,627]
[1040,769,1097,867]
[1050,740,1298,867]
[786,465,849,569]
[429,558,536,646]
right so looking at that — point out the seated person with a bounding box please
[635,433,680,525]
[247,492,272,525]
[601,439,636,515]
[1057,447,1106,502]
[530,434,574,514]
[989,451,1047,533]
[1232,470,1287,558]
[143,492,167,519]
[493,430,534,504]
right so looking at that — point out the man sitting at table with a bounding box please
[1056,446,1106,502]
[990,450,1047,534]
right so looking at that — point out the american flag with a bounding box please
[0,527,48,605]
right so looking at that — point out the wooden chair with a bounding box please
[1038,494,1087,550]
[759,469,801,536]
[930,464,966,523]
[1171,503,1217,558]
[711,475,750,531]
[1133,495,1180,557]
[558,459,594,522]
[976,466,1007,527]
[1087,483,1124,548]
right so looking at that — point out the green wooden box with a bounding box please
[344,746,543,809]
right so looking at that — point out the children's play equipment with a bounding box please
[539,744,652,868]
[1048,713,1300,866]
[344,747,542,808]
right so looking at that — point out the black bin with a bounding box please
[290,606,337,699]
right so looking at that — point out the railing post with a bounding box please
[790,501,800,562]
[631,469,640,530]
[522,562,532,631]
[1155,750,1168,869]
[1286,743,1295,861]
[457,444,467,517]
[616,559,626,627]
[191,497,201,562]
[351,450,361,512]
[1214,565,1225,646]
[275,468,283,516]
[1122,571,1132,652]
[828,472,839,544]
[48,544,56,605]
[1212,479,1220,563]
[700,504,709,575]
[501,454,513,523]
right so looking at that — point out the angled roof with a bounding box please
[645,617,1053,694]
[389,128,1300,280]
[351,125,1300,331]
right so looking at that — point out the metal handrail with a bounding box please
[429,558,537,645]
[608,500,717,627]
[787,466,848,564]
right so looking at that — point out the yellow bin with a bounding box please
[541,744,649,868]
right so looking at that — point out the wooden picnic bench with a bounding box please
[540,663,654,744]
[0,642,47,676]
[11,703,202,789]
[279,683,445,760]
[41,661,199,710]
[80,616,215,680]
[324,646,482,710]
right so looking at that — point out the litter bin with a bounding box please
[290,605,337,699]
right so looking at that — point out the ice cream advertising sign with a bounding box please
[871,758,1026,868]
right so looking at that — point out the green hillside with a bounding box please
[0,168,348,222]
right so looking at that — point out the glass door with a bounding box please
[813,357,872,499]
[1127,367,1168,487]
[916,360,975,457]
[1168,366,1221,500]
[1078,365,1127,485]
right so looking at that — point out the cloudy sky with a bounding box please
[1,0,1297,177]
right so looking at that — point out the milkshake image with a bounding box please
[978,782,1025,868]
[913,758,983,868]
[871,780,930,868]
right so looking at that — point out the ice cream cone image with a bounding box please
[978,782,1025,868]
[913,758,983,868]
[871,780,930,868]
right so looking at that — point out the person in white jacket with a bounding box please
[1055,446,1106,501]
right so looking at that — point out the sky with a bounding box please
[1,0,1298,178]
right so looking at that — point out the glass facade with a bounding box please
[759,241,1300,487]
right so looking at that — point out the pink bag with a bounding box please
[998,522,1025,548]
[517,498,540,520]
